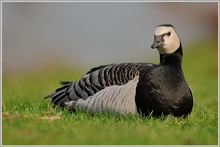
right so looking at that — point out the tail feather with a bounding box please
[59,81,72,85]
[44,92,56,99]
[52,90,66,104]
[45,82,73,107]
[55,82,72,92]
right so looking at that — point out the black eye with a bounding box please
[167,32,171,37]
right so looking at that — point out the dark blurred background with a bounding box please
[2,2,218,74]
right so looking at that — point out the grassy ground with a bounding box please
[2,36,218,145]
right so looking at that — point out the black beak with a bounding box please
[151,35,163,49]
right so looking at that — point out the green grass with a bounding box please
[2,36,218,145]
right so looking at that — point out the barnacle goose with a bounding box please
[45,24,193,117]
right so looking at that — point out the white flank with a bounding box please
[70,76,139,115]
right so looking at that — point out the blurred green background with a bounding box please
[2,2,217,73]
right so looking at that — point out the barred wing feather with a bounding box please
[45,63,157,109]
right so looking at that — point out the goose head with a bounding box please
[151,24,181,54]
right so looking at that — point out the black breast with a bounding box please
[135,65,193,117]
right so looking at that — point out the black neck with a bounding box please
[159,44,183,68]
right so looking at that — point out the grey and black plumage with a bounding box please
[45,24,193,117]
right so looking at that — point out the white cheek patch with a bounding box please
[73,76,139,115]
[154,26,171,36]
[163,35,180,54]
[154,26,180,54]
